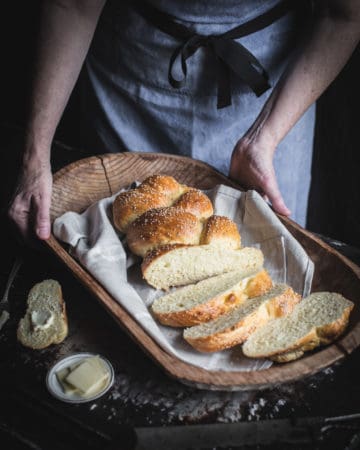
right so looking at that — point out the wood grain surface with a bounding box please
[47,152,360,390]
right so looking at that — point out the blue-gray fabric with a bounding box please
[81,0,315,226]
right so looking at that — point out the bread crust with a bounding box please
[142,243,188,271]
[127,208,203,257]
[113,189,169,233]
[200,215,241,249]
[153,270,273,327]
[127,209,242,258]
[242,293,354,362]
[112,175,187,232]
[112,175,245,257]
[172,188,213,219]
[112,175,242,259]
[140,174,183,195]
[269,308,353,362]
[17,280,68,350]
[113,175,214,233]
[184,287,301,352]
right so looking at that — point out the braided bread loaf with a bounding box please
[112,175,213,233]
[113,175,241,257]
[112,175,264,290]
[127,210,241,257]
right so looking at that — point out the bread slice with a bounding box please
[17,280,68,349]
[183,284,301,352]
[242,292,354,362]
[142,245,264,290]
[151,269,272,327]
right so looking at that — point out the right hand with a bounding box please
[8,158,53,242]
[229,136,291,217]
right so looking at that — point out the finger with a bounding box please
[262,176,291,217]
[32,194,51,240]
[8,201,31,241]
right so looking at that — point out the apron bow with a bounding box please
[133,0,301,109]
[168,34,271,109]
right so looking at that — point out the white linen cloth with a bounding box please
[53,185,314,372]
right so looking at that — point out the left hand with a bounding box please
[8,157,53,243]
[229,136,291,217]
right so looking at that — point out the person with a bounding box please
[8,0,360,242]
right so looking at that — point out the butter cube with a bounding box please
[56,367,78,395]
[86,356,108,375]
[65,359,108,395]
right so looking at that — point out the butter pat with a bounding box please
[56,367,78,395]
[85,356,108,375]
[65,357,109,395]
[31,310,54,331]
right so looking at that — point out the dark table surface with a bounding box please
[1,126,360,450]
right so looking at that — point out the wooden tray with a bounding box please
[46,152,360,390]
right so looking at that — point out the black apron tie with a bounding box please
[132,0,296,109]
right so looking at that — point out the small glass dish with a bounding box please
[46,352,114,403]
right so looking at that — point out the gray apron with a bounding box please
[82,0,315,226]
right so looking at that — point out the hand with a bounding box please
[8,159,53,242]
[229,136,291,216]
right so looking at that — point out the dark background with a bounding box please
[2,1,360,247]
[1,4,360,450]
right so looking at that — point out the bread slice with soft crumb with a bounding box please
[183,284,301,352]
[17,279,68,349]
[142,245,264,290]
[151,268,272,327]
[242,292,354,362]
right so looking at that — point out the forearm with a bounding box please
[24,0,105,166]
[245,0,360,149]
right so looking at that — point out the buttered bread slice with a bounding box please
[17,279,68,349]
[143,245,264,290]
[183,284,301,352]
[242,292,354,362]
[151,268,272,327]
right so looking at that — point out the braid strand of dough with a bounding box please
[112,175,241,257]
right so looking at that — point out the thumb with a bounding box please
[263,174,291,217]
[33,194,51,240]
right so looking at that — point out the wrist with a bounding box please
[22,146,51,171]
[241,122,278,156]
[22,131,52,169]
[254,124,278,155]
